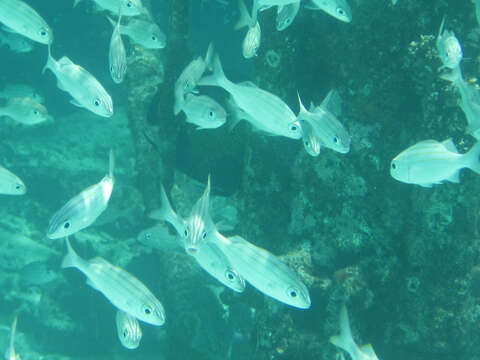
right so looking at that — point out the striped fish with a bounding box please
[299,119,321,157]
[4,316,20,360]
[0,165,25,195]
[148,183,246,292]
[108,7,127,84]
[276,1,300,31]
[213,233,311,309]
[436,17,463,71]
[113,18,166,49]
[116,310,142,349]
[182,94,226,130]
[43,45,113,117]
[0,97,51,125]
[62,238,165,325]
[297,91,350,154]
[74,0,144,17]
[47,150,114,239]
[0,0,53,44]
[198,55,301,139]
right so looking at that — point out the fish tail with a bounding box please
[108,149,115,180]
[149,185,176,222]
[225,97,244,131]
[173,94,184,116]
[251,0,260,24]
[197,55,228,88]
[61,237,80,269]
[466,141,480,174]
[106,16,116,28]
[42,44,53,75]
[204,42,215,71]
[235,0,252,30]
[297,91,308,115]
[329,305,358,358]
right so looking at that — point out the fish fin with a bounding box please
[204,42,215,70]
[419,183,434,188]
[238,81,258,88]
[466,141,480,174]
[61,238,79,269]
[441,138,459,153]
[149,185,185,234]
[440,66,462,83]
[360,344,378,358]
[320,90,342,117]
[106,16,116,27]
[446,170,461,183]
[70,99,84,108]
[174,94,184,116]
[198,55,227,88]
[309,101,316,112]
[42,44,53,75]
[1,25,16,34]
[58,56,74,66]
[73,0,82,7]
[297,91,308,116]
[85,278,99,290]
[251,0,260,23]
[438,15,446,38]
[304,1,320,10]
[329,304,357,357]
[8,315,18,358]
[235,0,253,30]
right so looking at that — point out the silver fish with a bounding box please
[108,9,127,84]
[299,119,321,157]
[0,165,25,195]
[19,261,59,287]
[199,56,302,139]
[74,0,144,17]
[182,93,227,130]
[0,30,34,53]
[390,139,480,187]
[236,0,261,59]
[213,233,311,309]
[116,310,142,349]
[0,0,53,44]
[436,17,463,71]
[108,17,166,49]
[276,2,300,31]
[440,65,480,138]
[43,45,113,118]
[137,223,180,251]
[0,97,50,125]
[0,84,44,103]
[330,305,379,360]
[47,150,115,239]
[4,316,19,360]
[297,91,350,154]
[305,0,352,23]
[149,184,246,292]
[62,238,165,325]
[174,43,214,115]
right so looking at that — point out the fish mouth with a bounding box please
[186,247,198,255]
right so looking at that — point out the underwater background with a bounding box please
[1,0,480,359]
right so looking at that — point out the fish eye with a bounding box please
[336,7,345,16]
[126,1,133,7]
[33,110,39,115]
[202,231,207,240]
[63,221,71,229]
[184,229,188,237]
[151,35,157,41]
[145,233,151,240]
[144,305,152,315]
[15,184,23,191]
[94,99,101,107]
[225,269,236,281]
[333,137,339,144]
[286,286,298,298]
[391,162,397,170]
[123,329,129,338]
[290,124,298,131]
[39,28,48,37]
[208,111,214,118]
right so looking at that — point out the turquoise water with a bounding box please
[2,0,480,359]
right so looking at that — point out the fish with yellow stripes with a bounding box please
[61,238,165,325]
[0,0,53,44]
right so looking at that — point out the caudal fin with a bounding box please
[329,304,358,358]
[149,185,186,235]
[466,141,480,174]
[42,44,53,75]
[61,237,80,269]
[197,55,228,88]
[235,0,253,30]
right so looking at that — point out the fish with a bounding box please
[137,223,181,251]
[182,94,227,130]
[299,119,321,157]
[4,316,20,360]
[235,0,261,59]
[62,238,166,325]
[0,0,53,44]
[390,139,480,187]
[116,310,142,349]
[276,2,300,31]
[0,30,34,53]
[329,305,379,360]
[199,56,302,139]
[19,260,59,286]
[43,45,113,118]
[107,17,166,49]
[108,7,127,84]
[0,84,44,103]
[441,66,480,138]
[74,0,144,17]
[297,91,350,154]
[213,233,311,309]
[436,16,463,71]
[47,150,115,239]
[148,184,246,292]
[304,0,352,23]
[174,43,214,115]
[0,97,51,125]
[0,165,25,195]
